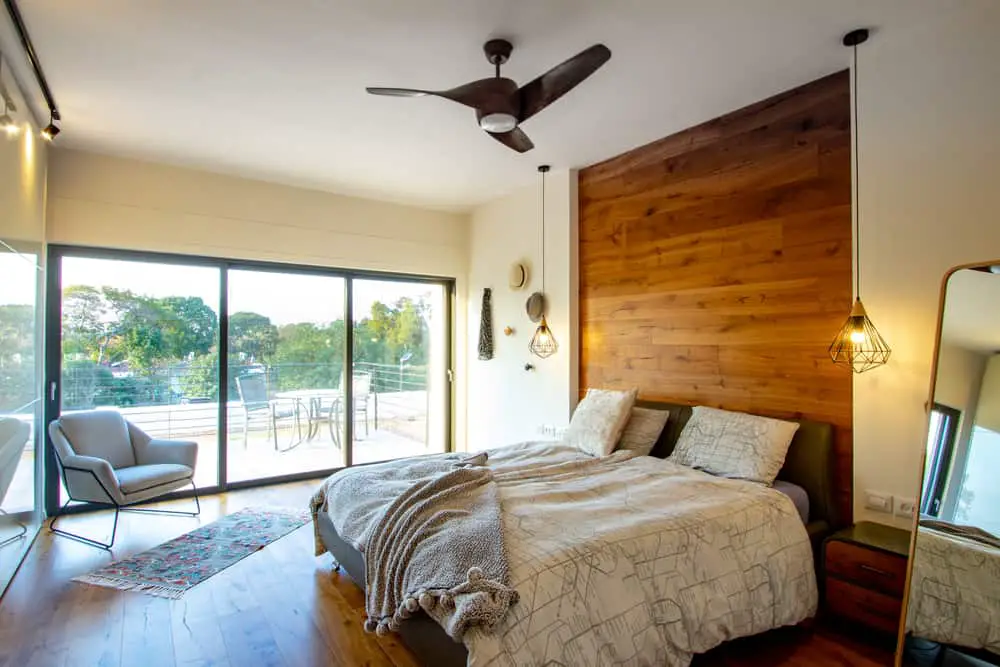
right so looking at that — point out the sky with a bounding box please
[0,254,440,326]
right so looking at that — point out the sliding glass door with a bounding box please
[226,268,346,482]
[45,246,452,508]
[352,279,449,464]
[56,255,222,493]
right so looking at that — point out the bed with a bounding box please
[315,400,837,666]
[906,522,1000,658]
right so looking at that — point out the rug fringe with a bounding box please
[73,574,186,600]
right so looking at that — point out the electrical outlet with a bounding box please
[895,497,916,519]
[865,491,893,514]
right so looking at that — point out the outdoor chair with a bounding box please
[0,418,31,549]
[235,373,302,452]
[48,410,200,549]
[330,372,373,440]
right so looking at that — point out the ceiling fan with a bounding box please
[366,39,611,153]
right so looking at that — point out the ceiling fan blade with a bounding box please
[517,44,611,122]
[367,79,518,111]
[488,127,534,153]
[366,87,432,97]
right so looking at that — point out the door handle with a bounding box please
[50,381,57,401]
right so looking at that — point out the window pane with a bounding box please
[351,279,448,464]
[59,257,222,496]
[953,426,1000,534]
[226,269,346,482]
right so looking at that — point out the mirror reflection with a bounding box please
[0,241,43,596]
[902,265,1000,666]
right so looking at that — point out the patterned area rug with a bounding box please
[73,506,310,599]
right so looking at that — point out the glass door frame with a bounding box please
[44,244,454,516]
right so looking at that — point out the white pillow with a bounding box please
[667,406,799,485]
[565,388,638,457]
[615,407,670,456]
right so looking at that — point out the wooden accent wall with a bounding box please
[579,71,854,523]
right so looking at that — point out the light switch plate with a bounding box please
[895,497,916,519]
[865,491,893,513]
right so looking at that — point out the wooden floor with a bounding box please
[0,482,894,667]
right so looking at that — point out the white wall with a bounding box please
[0,55,46,245]
[466,170,578,447]
[975,355,1000,435]
[45,148,471,449]
[934,343,989,440]
[853,3,1000,525]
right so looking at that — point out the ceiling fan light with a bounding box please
[479,112,517,133]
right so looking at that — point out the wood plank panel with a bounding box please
[579,70,854,525]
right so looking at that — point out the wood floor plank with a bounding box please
[0,481,892,667]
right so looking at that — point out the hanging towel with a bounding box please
[478,288,494,360]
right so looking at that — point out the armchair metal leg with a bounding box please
[0,509,29,549]
[120,481,201,518]
[50,500,121,551]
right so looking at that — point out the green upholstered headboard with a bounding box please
[636,400,838,540]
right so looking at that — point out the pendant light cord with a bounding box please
[541,168,546,295]
[853,41,861,301]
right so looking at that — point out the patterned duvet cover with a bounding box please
[462,441,818,667]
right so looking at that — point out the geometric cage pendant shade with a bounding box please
[828,298,891,373]
[529,315,558,359]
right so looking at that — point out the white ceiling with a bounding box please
[942,268,1000,354]
[10,0,955,210]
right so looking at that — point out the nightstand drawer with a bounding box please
[825,540,907,597]
[825,577,902,634]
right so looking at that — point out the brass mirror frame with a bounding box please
[894,258,1000,666]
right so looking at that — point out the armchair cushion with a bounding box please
[127,422,198,469]
[57,411,136,469]
[58,452,125,505]
[116,464,192,496]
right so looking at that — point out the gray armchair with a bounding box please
[0,417,31,549]
[48,410,200,549]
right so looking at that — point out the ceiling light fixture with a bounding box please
[529,165,558,359]
[3,0,62,139]
[40,111,59,141]
[829,28,891,374]
[0,102,17,136]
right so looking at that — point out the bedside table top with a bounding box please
[827,521,912,558]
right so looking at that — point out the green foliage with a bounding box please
[0,303,35,411]
[58,284,434,406]
[229,311,278,363]
[273,321,345,390]
[180,352,219,400]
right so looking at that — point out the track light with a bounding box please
[40,113,60,141]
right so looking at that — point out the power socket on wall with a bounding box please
[895,497,916,520]
[865,490,894,514]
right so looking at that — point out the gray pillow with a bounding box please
[565,388,638,457]
[668,406,799,485]
[616,407,670,456]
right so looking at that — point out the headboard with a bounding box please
[636,400,838,541]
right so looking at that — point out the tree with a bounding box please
[159,296,218,360]
[0,304,35,411]
[62,285,112,362]
[229,311,278,364]
[273,321,345,390]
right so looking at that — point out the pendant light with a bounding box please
[529,165,557,359]
[829,28,890,373]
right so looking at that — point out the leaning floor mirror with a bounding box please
[898,262,1000,667]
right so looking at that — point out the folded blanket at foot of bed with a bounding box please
[310,451,518,640]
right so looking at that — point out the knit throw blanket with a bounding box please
[310,452,518,640]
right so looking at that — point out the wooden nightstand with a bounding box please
[823,521,912,635]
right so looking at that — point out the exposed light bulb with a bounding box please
[40,122,60,141]
[1,114,19,137]
[850,330,866,345]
